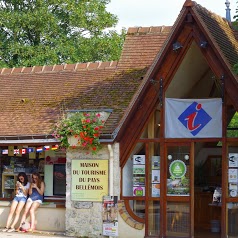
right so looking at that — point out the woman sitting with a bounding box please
[2,172,30,232]
[18,172,45,232]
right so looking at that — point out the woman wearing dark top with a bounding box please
[18,172,45,232]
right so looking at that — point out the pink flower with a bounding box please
[82,142,88,147]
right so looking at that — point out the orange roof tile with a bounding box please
[117,26,172,70]
[192,2,238,80]
[0,61,147,138]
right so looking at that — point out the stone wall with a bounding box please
[65,144,120,238]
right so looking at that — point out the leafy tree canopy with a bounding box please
[227,112,238,137]
[0,0,125,68]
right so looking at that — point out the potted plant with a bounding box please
[52,112,104,154]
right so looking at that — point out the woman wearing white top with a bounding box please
[2,172,30,233]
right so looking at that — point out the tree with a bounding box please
[0,0,125,68]
[227,112,238,137]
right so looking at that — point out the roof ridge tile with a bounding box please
[0,61,118,75]
[127,26,172,35]
[183,0,194,7]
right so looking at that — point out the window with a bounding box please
[0,145,65,199]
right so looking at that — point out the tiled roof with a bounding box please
[117,26,172,70]
[0,24,170,138]
[192,2,238,79]
[0,61,147,137]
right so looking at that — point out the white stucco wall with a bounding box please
[118,215,144,238]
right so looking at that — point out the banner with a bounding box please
[165,98,222,138]
[71,159,108,201]
[102,196,118,237]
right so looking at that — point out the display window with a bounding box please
[0,145,66,199]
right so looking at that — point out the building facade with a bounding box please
[0,1,238,238]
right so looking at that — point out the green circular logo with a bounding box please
[169,160,186,178]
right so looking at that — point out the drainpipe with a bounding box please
[108,144,114,196]
[225,0,231,22]
[108,144,114,238]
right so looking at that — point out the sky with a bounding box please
[107,0,237,32]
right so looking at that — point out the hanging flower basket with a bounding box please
[67,135,80,147]
[52,112,104,154]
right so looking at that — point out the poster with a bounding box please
[133,186,145,196]
[167,160,189,196]
[229,153,238,167]
[133,155,145,165]
[71,159,108,201]
[228,169,238,183]
[152,184,160,197]
[152,156,160,169]
[133,165,145,174]
[133,177,145,186]
[102,196,118,237]
[229,183,238,197]
[152,170,160,183]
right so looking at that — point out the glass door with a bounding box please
[165,143,193,238]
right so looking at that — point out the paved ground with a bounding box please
[0,230,68,238]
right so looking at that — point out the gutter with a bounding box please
[0,133,115,144]
[0,138,58,145]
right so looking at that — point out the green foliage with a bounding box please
[52,112,104,154]
[227,111,238,138]
[0,0,126,68]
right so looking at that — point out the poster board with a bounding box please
[71,159,108,201]
[102,196,118,237]
[132,155,145,196]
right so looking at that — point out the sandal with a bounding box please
[2,227,9,232]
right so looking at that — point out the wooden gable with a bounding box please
[117,0,238,166]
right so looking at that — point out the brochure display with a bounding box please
[151,156,160,197]
[133,155,145,196]
[228,153,238,197]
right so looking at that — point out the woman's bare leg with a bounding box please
[29,202,40,230]
[18,201,32,229]
[10,201,25,229]
[5,200,18,228]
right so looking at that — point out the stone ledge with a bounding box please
[118,200,144,230]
